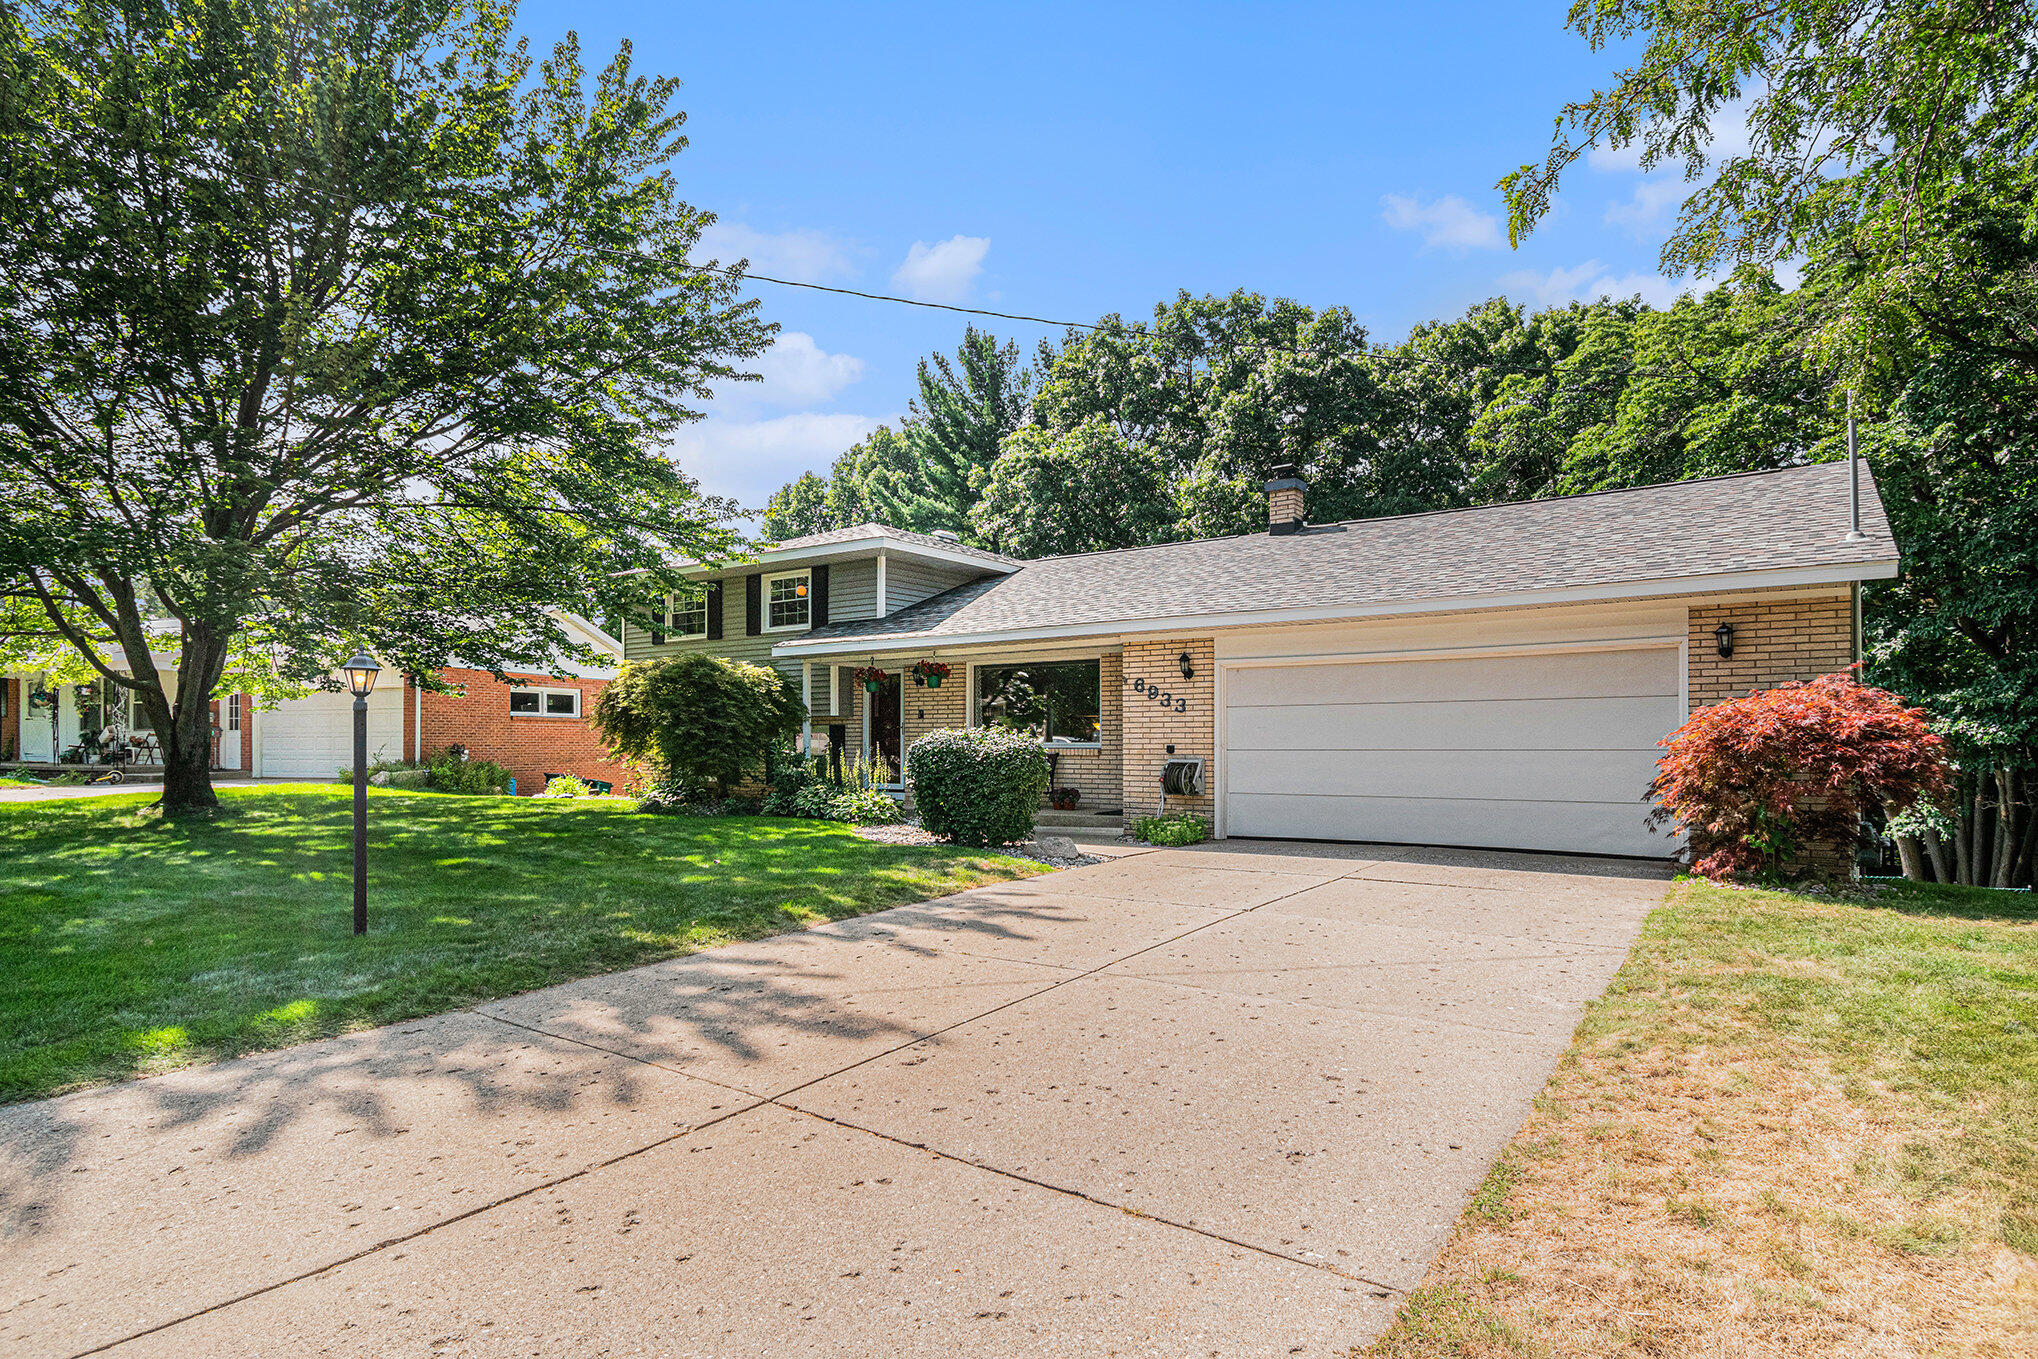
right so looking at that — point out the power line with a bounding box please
[40,146,1340,356]
[731,272,1109,334]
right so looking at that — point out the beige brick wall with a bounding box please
[822,653,1124,811]
[1119,637,1216,821]
[1688,590,1855,712]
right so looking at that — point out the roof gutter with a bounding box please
[772,556,1900,659]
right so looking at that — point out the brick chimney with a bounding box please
[1265,463,1306,535]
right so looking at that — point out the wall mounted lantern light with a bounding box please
[1178,651,1195,680]
[1714,621,1735,658]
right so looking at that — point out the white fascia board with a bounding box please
[551,609,625,659]
[648,534,1016,581]
[771,557,1900,659]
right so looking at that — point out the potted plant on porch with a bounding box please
[910,659,951,689]
[850,665,890,694]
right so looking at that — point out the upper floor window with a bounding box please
[669,593,708,638]
[765,571,811,631]
[510,687,581,717]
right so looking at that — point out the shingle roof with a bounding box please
[766,522,1017,567]
[778,462,1897,651]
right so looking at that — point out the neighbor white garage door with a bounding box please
[1221,647,1683,857]
[258,687,404,780]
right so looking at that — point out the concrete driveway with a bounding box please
[1,841,1670,1357]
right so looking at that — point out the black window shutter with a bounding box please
[745,573,761,635]
[706,582,723,640]
[650,594,665,647]
[810,564,830,626]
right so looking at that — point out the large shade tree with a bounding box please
[0,0,771,810]
[1503,0,2038,884]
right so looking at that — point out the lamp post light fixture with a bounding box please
[344,652,381,937]
[1714,621,1735,658]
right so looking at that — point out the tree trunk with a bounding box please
[1993,767,2017,889]
[2017,789,2038,890]
[1948,770,1964,888]
[158,712,217,811]
[1894,834,1928,882]
[1922,828,1951,883]
[154,628,230,813]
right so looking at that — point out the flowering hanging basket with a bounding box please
[911,660,952,689]
[851,665,890,693]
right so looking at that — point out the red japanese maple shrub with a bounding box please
[1648,672,1953,882]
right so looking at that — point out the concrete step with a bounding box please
[1034,809,1124,830]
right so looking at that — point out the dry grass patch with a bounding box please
[1366,878,2038,1358]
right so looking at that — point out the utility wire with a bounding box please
[37,144,1813,375]
[55,146,1356,359]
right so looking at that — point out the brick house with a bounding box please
[3,611,627,795]
[619,462,1895,859]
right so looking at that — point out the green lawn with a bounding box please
[0,785,1041,1103]
[1367,876,2038,1356]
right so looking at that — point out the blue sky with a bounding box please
[515,1,1726,520]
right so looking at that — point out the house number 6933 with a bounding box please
[1128,676,1188,714]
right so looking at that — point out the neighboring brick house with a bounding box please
[406,664,629,795]
[620,462,1894,861]
[3,611,624,794]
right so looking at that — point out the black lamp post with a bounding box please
[343,652,381,936]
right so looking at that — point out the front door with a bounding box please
[18,681,57,761]
[871,674,902,786]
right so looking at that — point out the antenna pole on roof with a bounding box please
[1845,388,1866,541]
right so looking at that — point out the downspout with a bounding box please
[414,679,422,762]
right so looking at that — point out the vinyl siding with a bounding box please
[885,557,983,614]
[829,559,879,622]
[621,559,885,681]
[622,578,781,675]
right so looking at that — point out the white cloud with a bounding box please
[1380,193,1504,251]
[1587,98,1756,175]
[666,411,898,513]
[743,332,865,407]
[1497,259,1697,310]
[694,222,855,283]
[1604,176,1686,231]
[891,235,990,303]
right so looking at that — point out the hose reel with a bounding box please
[1158,757,1205,814]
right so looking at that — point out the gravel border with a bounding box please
[850,820,1102,869]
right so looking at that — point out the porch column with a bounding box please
[800,661,813,755]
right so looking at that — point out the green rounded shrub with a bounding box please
[1131,811,1210,846]
[905,727,1050,847]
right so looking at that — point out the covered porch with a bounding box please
[793,641,1127,826]
[1,672,247,774]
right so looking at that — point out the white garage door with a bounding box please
[1222,647,1683,857]
[258,688,404,780]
